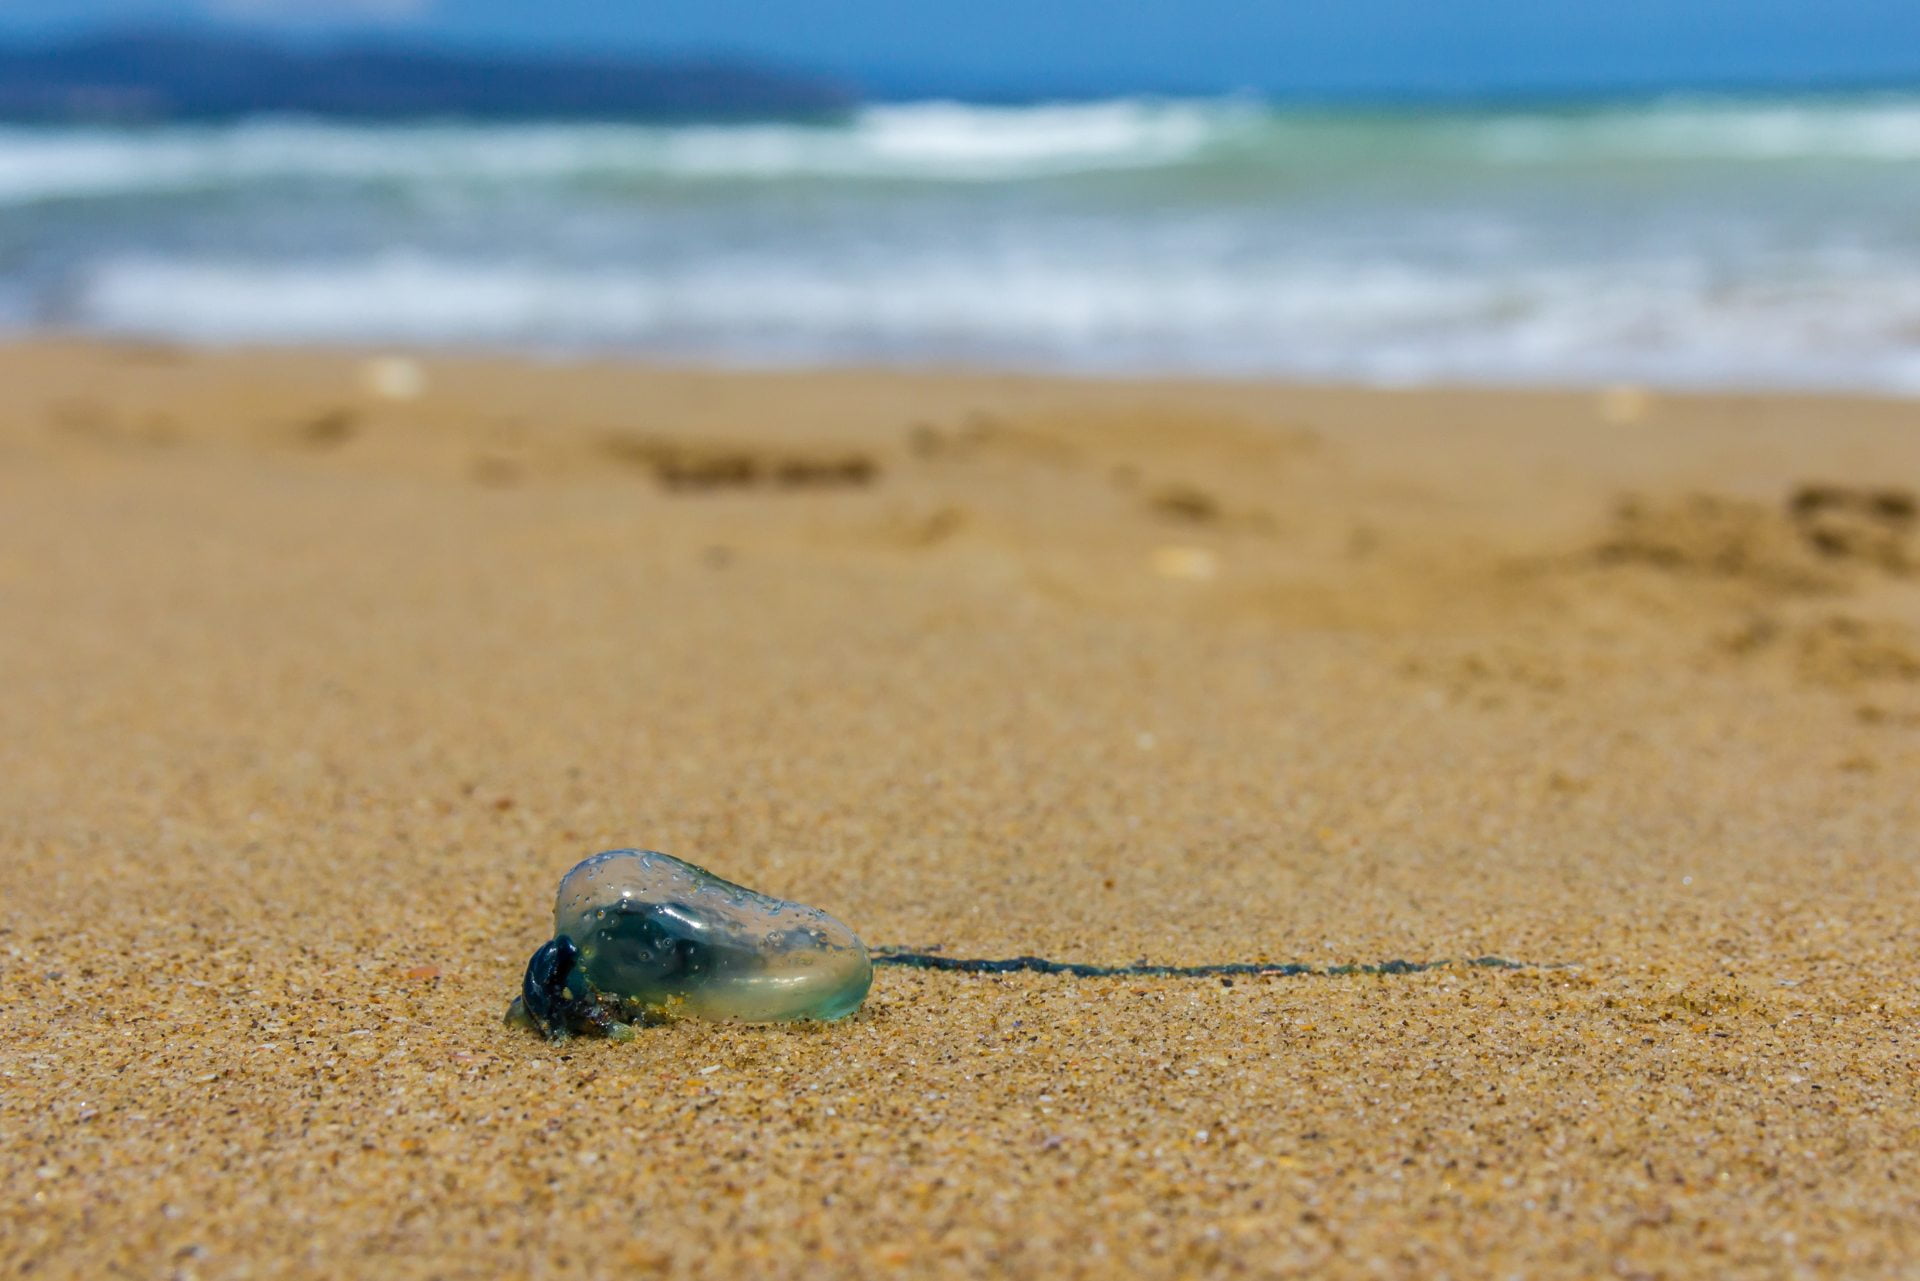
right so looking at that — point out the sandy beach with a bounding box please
[2,339,1917,1278]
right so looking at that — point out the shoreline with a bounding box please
[17,332,1920,406]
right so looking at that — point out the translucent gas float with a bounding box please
[507,849,872,1039]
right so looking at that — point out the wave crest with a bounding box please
[5,94,1920,207]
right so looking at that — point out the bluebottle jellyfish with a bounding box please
[507,849,873,1039]
[507,848,1549,1041]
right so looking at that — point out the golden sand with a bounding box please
[2,341,1917,1278]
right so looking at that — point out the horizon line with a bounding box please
[3,19,1919,116]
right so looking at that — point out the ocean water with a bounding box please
[4,94,1920,392]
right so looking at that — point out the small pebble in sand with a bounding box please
[507,849,873,1039]
[1597,383,1653,424]
[360,356,427,402]
[1151,545,1220,581]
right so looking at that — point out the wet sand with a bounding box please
[2,341,1917,1278]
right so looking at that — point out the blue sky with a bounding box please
[6,0,1920,96]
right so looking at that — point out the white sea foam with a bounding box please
[1474,100,1920,164]
[74,249,1920,394]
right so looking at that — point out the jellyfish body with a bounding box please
[510,849,872,1036]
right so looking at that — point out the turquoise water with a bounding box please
[3,93,1919,391]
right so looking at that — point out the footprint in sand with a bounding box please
[1597,483,1919,593]
[602,433,877,492]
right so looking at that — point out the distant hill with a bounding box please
[0,29,859,122]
